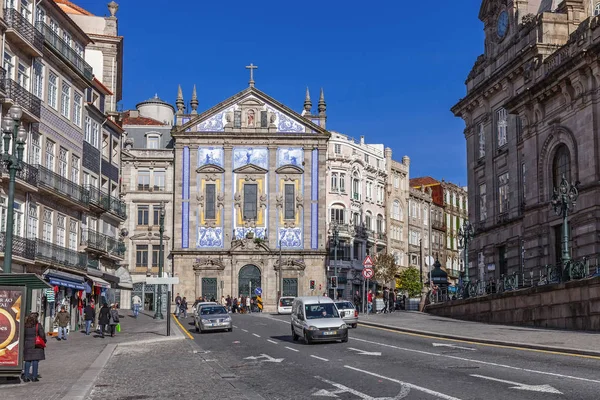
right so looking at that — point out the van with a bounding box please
[291,296,348,344]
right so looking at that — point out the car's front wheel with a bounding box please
[227,328,233,332]
[352,323,358,329]
[304,330,312,345]
[292,326,299,341]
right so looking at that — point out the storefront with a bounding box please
[41,269,86,334]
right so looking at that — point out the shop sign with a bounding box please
[0,286,25,373]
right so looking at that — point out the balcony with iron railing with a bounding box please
[37,165,89,209]
[35,239,84,270]
[0,232,36,260]
[81,229,125,259]
[0,79,41,119]
[4,8,44,56]
[35,21,93,82]
[87,185,127,220]
[0,160,38,188]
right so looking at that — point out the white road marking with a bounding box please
[270,317,290,324]
[233,325,238,328]
[314,375,412,399]
[350,337,600,384]
[242,329,248,332]
[432,343,476,351]
[285,346,300,352]
[343,367,462,400]
[311,355,330,362]
[267,339,278,344]
[470,374,562,394]
[253,333,261,337]
[348,347,382,356]
[244,354,283,363]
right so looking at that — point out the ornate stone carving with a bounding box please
[295,193,304,209]
[193,257,226,271]
[216,193,225,209]
[230,237,271,252]
[275,194,283,209]
[259,193,268,209]
[274,257,306,271]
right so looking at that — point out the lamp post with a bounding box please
[154,201,166,319]
[1,105,26,274]
[551,175,579,281]
[331,224,339,299]
[458,220,474,295]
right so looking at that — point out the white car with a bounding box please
[278,297,294,314]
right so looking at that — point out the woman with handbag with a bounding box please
[23,312,46,382]
[109,303,120,337]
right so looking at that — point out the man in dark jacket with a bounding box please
[55,306,70,341]
[388,288,396,313]
[353,291,362,314]
[84,302,95,335]
[98,303,110,338]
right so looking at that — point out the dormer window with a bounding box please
[146,133,159,149]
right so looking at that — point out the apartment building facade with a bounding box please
[386,157,410,270]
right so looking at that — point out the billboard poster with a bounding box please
[0,286,25,372]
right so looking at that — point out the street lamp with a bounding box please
[458,220,474,294]
[551,175,579,281]
[154,201,166,319]
[1,105,26,274]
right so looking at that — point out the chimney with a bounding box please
[360,135,365,145]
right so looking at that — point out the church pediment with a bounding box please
[193,258,226,271]
[130,232,171,241]
[175,87,328,136]
[230,238,271,253]
[233,163,268,174]
[196,164,226,174]
[275,165,304,175]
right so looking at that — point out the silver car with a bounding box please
[335,301,358,328]
[195,304,232,333]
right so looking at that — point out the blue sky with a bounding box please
[76,0,485,185]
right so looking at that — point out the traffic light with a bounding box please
[309,279,315,290]
[331,276,338,288]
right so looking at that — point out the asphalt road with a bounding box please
[182,312,600,400]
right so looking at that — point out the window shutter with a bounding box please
[260,111,267,127]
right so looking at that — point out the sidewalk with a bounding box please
[2,309,183,400]
[359,311,600,356]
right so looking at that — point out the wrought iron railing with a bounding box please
[37,165,89,206]
[81,229,124,259]
[35,238,84,269]
[4,8,44,53]
[0,232,35,260]
[87,185,126,219]
[0,160,38,187]
[35,21,93,81]
[0,79,41,117]
[429,256,600,304]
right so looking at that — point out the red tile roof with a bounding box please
[122,111,165,126]
[54,0,93,16]
[410,177,440,188]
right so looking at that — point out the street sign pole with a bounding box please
[366,278,370,315]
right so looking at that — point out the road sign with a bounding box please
[363,255,374,267]
[362,268,374,279]
[145,277,180,285]
[425,256,435,266]
[254,287,262,295]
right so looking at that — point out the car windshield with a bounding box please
[335,302,354,310]
[280,298,294,306]
[200,306,227,315]
[305,303,340,319]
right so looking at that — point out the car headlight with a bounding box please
[340,324,348,329]
[308,326,318,331]
[223,316,232,321]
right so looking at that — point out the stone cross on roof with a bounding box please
[246,63,258,87]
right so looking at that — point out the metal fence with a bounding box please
[429,256,600,304]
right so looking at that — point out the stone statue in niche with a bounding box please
[247,110,255,127]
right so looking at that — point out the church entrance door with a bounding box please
[238,265,261,297]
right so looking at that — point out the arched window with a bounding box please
[365,211,372,230]
[595,2,600,16]
[552,145,570,188]
[330,204,345,224]
[392,200,401,220]
[376,214,384,234]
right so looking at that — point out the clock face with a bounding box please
[497,11,509,39]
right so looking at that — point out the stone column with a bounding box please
[223,144,233,249]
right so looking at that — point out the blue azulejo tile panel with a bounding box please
[311,203,318,250]
[197,227,223,248]
[234,227,266,240]
[183,147,190,199]
[233,148,268,170]
[182,146,190,248]
[277,148,304,169]
[182,202,189,248]
[311,149,319,250]
[278,227,303,249]
[197,147,224,167]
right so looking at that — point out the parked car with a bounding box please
[291,296,348,344]
[278,297,294,314]
[335,301,358,328]
[191,301,217,315]
[194,304,232,333]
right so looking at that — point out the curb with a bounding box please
[358,320,600,358]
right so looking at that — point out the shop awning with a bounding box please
[114,266,133,290]
[0,273,52,290]
[87,276,111,289]
[43,269,86,290]
[102,272,120,289]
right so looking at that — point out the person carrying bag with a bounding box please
[108,303,120,337]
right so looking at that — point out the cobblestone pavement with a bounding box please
[1,310,179,400]
[88,339,250,400]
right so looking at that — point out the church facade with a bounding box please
[170,78,329,311]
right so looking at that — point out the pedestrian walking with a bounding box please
[23,312,46,382]
[174,293,182,317]
[109,304,120,337]
[179,297,188,318]
[98,303,110,338]
[248,297,252,313]
[132,295,142,318]
[367,289,373,314]
[226,295,232,312]
[383,287,389,314]
[353,291,362,314]
[54,305,70,341]
[388,289,396,313]
[221,295,227,307]
[83,302,95,335]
